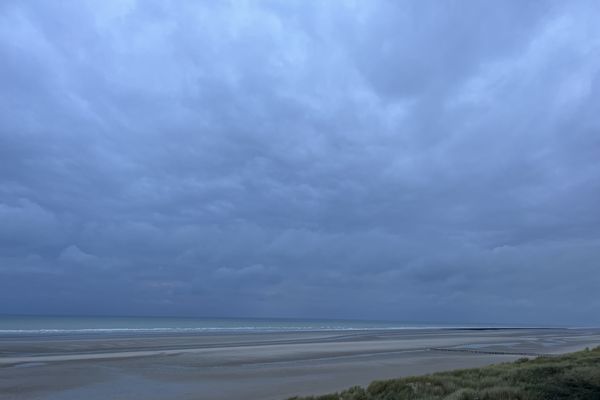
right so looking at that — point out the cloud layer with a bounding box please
[1,0,600,325]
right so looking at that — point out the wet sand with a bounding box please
[1,328,599,400]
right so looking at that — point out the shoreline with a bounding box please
[2,328,599,400]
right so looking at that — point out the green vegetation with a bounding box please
[289,347,600,400]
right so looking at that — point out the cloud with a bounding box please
[0,0,599,324]
[58,245,100,267]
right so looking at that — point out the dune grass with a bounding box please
[288,346,600,400]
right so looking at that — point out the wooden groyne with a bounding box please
[430,347,554,357]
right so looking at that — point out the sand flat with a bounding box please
[1,328,599,400]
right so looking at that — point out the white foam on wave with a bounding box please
[0,325,456,335]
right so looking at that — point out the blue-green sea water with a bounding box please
[0,315,498,337]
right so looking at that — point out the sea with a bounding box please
[0,315,505,337]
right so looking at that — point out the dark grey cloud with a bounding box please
[1,1,600,325]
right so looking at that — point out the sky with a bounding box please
[1,1,599,325]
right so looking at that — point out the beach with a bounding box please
[2,327,600,400]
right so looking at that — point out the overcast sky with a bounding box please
[1,1,599,325]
